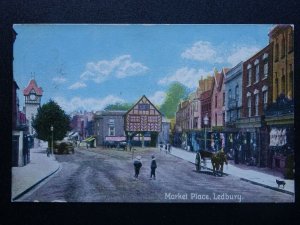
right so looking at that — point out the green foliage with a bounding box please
[32,100,71,147]
[104,102,133,111]
[159,82,190,119]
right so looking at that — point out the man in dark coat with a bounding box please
[195,152,201,171]
[150,155,157,180]
[133,156,142,179]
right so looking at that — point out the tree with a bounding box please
[159,82,190,119]
[104,102,133,111]
[32,100,71,148]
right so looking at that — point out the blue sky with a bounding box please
[13,24,272,113]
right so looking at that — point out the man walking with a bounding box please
[150,155,157,180]
[133,156,142,179]
[195,152,201,171]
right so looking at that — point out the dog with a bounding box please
[276,179,286,189]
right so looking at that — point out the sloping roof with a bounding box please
[96,110,127,116]
[125,95,162,116]
[23,79,43,95]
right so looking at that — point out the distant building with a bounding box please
[199,75,214,128]
[94,110,127,146]
[157,117,170,144]
[211,68,228,129]
[224,62,243,128]
[236,43,273,166]
[23,78,43,135]
[265,24,294,171]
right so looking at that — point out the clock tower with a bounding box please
[23,78,43,135]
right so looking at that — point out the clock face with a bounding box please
[29,94,36,100]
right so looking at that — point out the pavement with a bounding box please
[11,142,60,201]
[169,146,294,195]
[11,143,294,201]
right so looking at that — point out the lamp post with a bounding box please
[203,114,209,151]
[51,125,54,155]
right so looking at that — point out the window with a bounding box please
[275,77,279,97]
[263,91,268,110]
[263,63,268,77]
[235,85,239,100]
[255,64,259,83]
[281,68,285,94]
[281,75,285,94]
[109,125,115,136]
[223,92,225,106]
[229,89,232,100]
[247,96,251,117]
[288,31,294,52]
[255,94,259,116]
[281,36,286,58]
[247,68,252,85]
[215,113,217,126]
[289,64,294,98]
[109,119,114,124]
[275,43,279,61]
[215,95,217,107]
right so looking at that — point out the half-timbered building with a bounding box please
[125,95,162,147]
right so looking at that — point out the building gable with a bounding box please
[125,95,162,132]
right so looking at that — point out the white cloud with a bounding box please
[227,46,260,66]
[68,82,87,90]
[181,41,219,62]
[52,76,67,84]
[158,67,210,88]
[54,95,125,112]
[149,91,166,105]
[80,55,148,83]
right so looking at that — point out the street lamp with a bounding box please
[203,114,209,151]
[51,125,54,155]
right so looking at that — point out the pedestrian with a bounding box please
[150,155,157,180]
[133,156,142,179]
[168,143,171,153]
[234,147,239,164]
[159,142,163,152]
[195,152,201,171]
[165,143,168,154]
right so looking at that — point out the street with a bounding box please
[16,147,294,203]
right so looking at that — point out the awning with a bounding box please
[84,137,95,142]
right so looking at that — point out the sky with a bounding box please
[13,24,272,114]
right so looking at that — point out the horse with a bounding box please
[200,150,228,176]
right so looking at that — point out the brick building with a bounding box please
[236,43,273,166]
[211,68,228,129]
[200,75,214,128]
[264,24,294,172]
